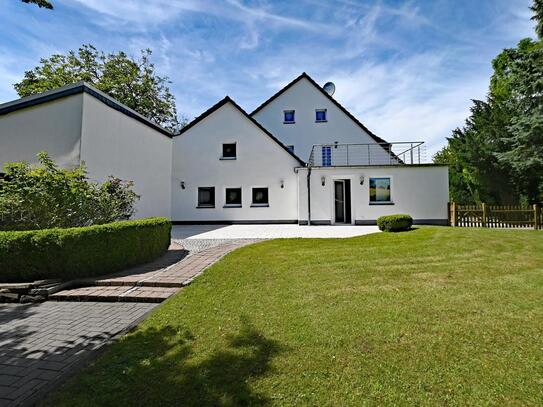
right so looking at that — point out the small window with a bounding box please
[316,109,327,122]
[283,110,295,123]
[251,187,269,206]
[225,188,242,207]
[369,178,391,203]
[222,143,236,159]
[197,187,215,208]
[322,146,332,166]
[286,145,295,153]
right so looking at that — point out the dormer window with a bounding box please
[221,143,236,160]
[316,109,327,122]
[283,110,295,124]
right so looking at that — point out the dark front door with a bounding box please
[334,179,351,224]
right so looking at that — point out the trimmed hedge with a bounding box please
[376,214,413,232]
[0,218,171,283]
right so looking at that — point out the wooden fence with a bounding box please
[449,203,542,229]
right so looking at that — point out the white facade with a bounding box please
[0,74,450,225]
[297,166,449,225]
[0,93,83,168]
[171,99,301,223]
[0,83,172,219]
[252,74,386,162]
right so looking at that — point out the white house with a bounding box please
[0,73,449,225]
[0,82,172,219]
[172,73,448,225]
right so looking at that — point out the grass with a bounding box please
[45,227,543,406]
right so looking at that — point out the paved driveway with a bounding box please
[0,302,156,406]
[172,224,380,240]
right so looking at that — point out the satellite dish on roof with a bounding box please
[323,82,336,96]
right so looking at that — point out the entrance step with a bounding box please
[49,285,179,303]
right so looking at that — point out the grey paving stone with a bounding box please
[0,302,156,407]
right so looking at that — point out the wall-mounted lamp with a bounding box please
[180,181,185,189]
[321,176,326,186]
[280,179,284,189]
[334,141,339,149]
[359,175,365,185]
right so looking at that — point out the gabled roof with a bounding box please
[250,72,388,145]
[0,82,173,137]
[176,96,306,166]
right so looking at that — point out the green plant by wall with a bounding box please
[0,217,171,283]
[376,214,413,232]
[0,152,138,231]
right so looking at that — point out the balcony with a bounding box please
[308,142,427,167]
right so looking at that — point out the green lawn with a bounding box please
[46,227,543,406]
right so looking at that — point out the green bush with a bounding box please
[0,152,138,231]
[376,214,413,232]
[0,217,171,283]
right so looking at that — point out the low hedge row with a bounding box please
[376,214,413,232]
[0,217,171,283]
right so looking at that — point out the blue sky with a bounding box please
[0,0,536,155]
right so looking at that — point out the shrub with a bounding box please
[0,152,138,231]
[0,217,171,283]
[376,214,413,232]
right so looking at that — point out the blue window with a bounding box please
[316,109,327,122]
[284,110,295,123]
[322,146,332,166]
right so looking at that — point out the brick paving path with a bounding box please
[50,239,258,302]
[0,302,156,407]
[0,238,259,406]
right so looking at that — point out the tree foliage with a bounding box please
[21,0,53,9]
[0,153,138,231]
[14,45,180,131]
[434,1,543,204]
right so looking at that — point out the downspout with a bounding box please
[306,167,312,225]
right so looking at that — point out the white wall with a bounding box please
[80,93,172,219]
[0,94,83,169]
[172,102,300,222]
[252,77,384,162]
[297,165,449,224]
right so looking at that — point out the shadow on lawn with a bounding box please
[57,316,285,406]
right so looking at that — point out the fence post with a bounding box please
[451,202,457,227]
[482,203,487,228]
[535,204,541,230]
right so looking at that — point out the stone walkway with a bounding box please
[50,239,258,303]
[1,238,259,406]
[0,302,156,407]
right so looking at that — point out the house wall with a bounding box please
[252,77,383,162]
[297,165,449,224]
[80,93,172,219]
[171,102,299,222]
[0,94,83,169]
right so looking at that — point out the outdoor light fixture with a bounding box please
[321,176,326,186]
[180,181,185,189]
[280,179,284,189]
[360,175,365,185]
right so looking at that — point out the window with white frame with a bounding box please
[283,110,295,123]
[251,187,269,206]
[225,188,242,207]
[369,178,391,203]
[197,187,215,207]
[221,143,236,159]
[315,109,327,122]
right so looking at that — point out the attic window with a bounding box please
[221,143,236,159]
[316,109,327,122]
[283,110,295,123]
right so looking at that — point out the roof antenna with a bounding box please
[323,82,336,96]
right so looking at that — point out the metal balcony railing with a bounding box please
[308,142,427,167]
